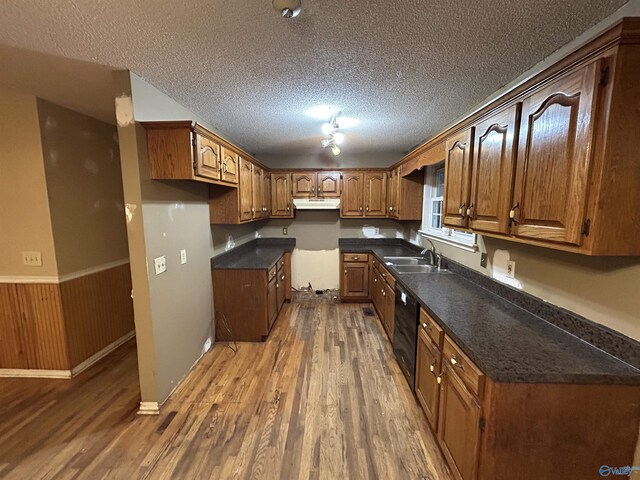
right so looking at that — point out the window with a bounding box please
[420,163,477,251]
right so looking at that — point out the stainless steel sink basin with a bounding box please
[392,264,442,274]
[383,256,429,266]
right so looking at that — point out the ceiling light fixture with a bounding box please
[321,132,343,156]
[330,144,341,156]
[272,0,301,18]
[321,114,339,135]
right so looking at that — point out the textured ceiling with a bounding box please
[0,0,629,158]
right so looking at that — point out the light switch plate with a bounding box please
[180,249,187,265]
[480,252,488,268]
[154,256,167,275]
[22,251,42,267]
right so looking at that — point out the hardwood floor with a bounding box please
[0,296,452,480]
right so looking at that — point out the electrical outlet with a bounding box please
[180,249,187,265]
[154,256,167,275]
[22,251,42,267]
[506,260,516,278]
[480,252,488,268]
[283,227,288,235]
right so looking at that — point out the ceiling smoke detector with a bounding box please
[273,0,301,18]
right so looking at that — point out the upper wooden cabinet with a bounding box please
[468,104,520,234]
[143,122,242,187]
[443,128,474,229]
[388,167,423,220]
[511,63,598,246]
[251,164,264,219]
[292,173,316,197]
[239,157,254,222]
[271,173,293,218]
[341,172,364,217]
[263,172,271,218]
[364,172,387,216]
[317,172,341,197]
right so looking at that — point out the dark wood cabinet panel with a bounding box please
[271,173,293,217]
[317,172,341,197]
[292,173,316,197]
[276,269,285,310]
[194,133,221,180]
[469,104,520,234]
[263,172,271,218]
[364,172,387,217]
[341,172,364,217]
[388,168,399,218]
[383,281,395,341]
[267,277,277,329]
[239,157,253,222]
[251,165,263,219]
[512,63,599,246]
[220,146,239,184]
[341,261,369,298]
[443,128,474,229]
[416,329,441,430]
[438,364,482,480]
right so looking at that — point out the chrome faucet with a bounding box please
[421,238,437,266]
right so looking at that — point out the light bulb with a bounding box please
[332,132,345,145]
[321,122,335,135]
[321,138,331,148]
[330,144,341,156]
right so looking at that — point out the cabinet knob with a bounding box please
[382,290,386,296]
[389,206,394,211]
[276,283,279,288]
[374,278,377,282]
[281,274,285,280]
[430,361,437,373]
[422,322,431,330]
[450,355,464,369]
[467,203,474,218]
[509,202,520,225]
[437,373,443,385]
[459,203,466,218]
[359,206,363,212]
[344,269,347,275]
[353,256,359,260]
[366,206,369,212]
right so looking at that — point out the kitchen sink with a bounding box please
[392,264,445,274]
[383,256,429,266]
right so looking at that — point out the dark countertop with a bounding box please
[212,238,296,270]
[340,239,640,385]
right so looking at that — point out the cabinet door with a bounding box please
[416,329,441,430]
[317,172,341,197]
[252,165,263,219]
[438,365,481,480]
[443,128,473,228]
[469,104,520,234]
[388,169,397,217]
[267,277,278,329]
[239,157,253,222]
[341,172,364,217]
[194,133,221,180]
[271,173,293,217]
[220,146,239,184]
[371,268,381,315]
[512,63,599,246]
[364,172,387,216]
[384,282,395,340]
[276,269,285,310]
[341,262,369,298]
[263,172,271,218]
[292,173,316,197]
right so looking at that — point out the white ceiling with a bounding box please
[0,0,629,159]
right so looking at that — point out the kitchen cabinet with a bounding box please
[468,104,520,234]
[292,173,316,197]
[291,171,341,198]
[271,173,293,218]
[220,146,239,184]
[511,63,598,246]
[252,164,263,219]
[341,172,364,217]
[387,167,424,220]
[443,128,474,229]
[263,171,271,218]
[213,253,291,342]
[317,172,341,197]
[415,328,441,430]
[142,121,243,186]
[438,362,482,480]
[340,253,369,299]
[239,157,254,222]
[364,172,387,217]
[382,280,395,340]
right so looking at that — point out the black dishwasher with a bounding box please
[392,284,420,390]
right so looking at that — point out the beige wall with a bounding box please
[211,222,263,256]
[0,89,58,278]
[37,99,128,276]
[258,151,402,169]
[115,71,216,406]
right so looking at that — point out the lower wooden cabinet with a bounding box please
[415,329,441,430]
[213,252,291,342]
[340,254,369,299]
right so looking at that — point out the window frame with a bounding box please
[419,163,478,252]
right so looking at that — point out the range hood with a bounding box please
[293,198,341,210]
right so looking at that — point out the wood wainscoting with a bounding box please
[0,262,135,376]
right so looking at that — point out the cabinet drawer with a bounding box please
[276,255,285,272]
[268,265,278,281]
[442,335,485,399]
[343,253,368,263]
[379,264,396,290]
[420,308,444,350]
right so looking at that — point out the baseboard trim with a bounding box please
[138,402,160,415]
[0,369,72,379]
[70,330,136,376]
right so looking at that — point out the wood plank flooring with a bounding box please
[0,296,452,480]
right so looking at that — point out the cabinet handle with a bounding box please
[382,290,386,297]
[353,256,359,260]
[509,202,520,225]
[344,269,347,275]
[366,206,369,212]
[252,207,255,213]
[382,272,386,278]
[374,278,377,283]
[281,274,285,280]
[422,322,431,330]
[389,206,394,211]
[437,373,443,385]
[430,361,437,373]
[287,204,290,211]
[467,203,474,218]
[450,355,464,370]
[276,283,279,288]
[359,206,363,212]
[459,203,466,218]
[311,186,315,193]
